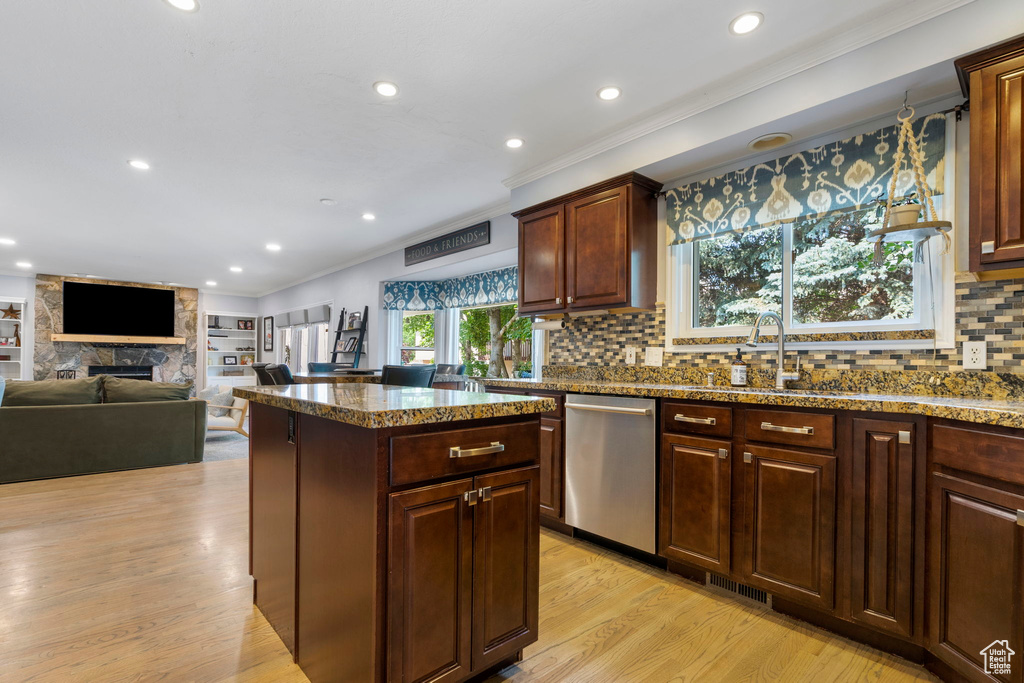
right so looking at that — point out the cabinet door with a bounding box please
[518,204,565,313]
[929,473,1024,683]
[388,479,475,683]
[565,186,629,309]
[659,434,731,573]
[849,419,917,639]
[971,53,1024,269]
[471,466,540,673]
[250,403,298,655]
[741,445,837,610]
[539,417,563,520]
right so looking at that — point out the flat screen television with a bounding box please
[63,282,176,338]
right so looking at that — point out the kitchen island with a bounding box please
[234,383,555,683]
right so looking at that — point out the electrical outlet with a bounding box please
[644,347,664,367]
[624,346,637,364]
[962,341,987,370]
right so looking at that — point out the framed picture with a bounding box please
[263,316,274,352]
[224,355,238,366]
[240,354,255,365]
[246,320,254,330]
[347,312,362,330]
[237,320,247,330]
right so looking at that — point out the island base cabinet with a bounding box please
[539,416,563,521]
[929,473,1024,683]
[249,403,297,656]
[740,445,836,611]
[389,466,540,683]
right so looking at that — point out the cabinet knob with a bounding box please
[981,241,996,254]
[464,490,479,506]
[1018,510,1024,527]
[743,452,753,464]
[555,297,562,305]
[567,296,574,304]
[718,448,728,460]
[898,430,911,444]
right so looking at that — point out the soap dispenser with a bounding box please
[731,348,748,387]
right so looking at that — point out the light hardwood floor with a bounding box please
[0,460,938,683]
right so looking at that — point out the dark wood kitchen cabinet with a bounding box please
[514,172,660,315]
[539,416,563,520]
[849,418,920,640]
[956,35,1024,272]
[928,472,1024,683]
[660,433,732,573]
[388,466,540,683]
[740,445,837,610]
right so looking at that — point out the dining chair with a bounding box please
[380,364,436,388]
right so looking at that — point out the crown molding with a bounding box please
[256,200,513,298]
[501,0,977,190]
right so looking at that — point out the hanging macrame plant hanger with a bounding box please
[865,104,952,265]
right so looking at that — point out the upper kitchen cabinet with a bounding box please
[514,172,661,315]
[956,35,1024,272]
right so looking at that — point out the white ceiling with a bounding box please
[0,0,976,295]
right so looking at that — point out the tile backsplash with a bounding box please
[547,274,1024,373]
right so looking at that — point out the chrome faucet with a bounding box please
[746,311,800,390]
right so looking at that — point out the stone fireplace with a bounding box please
[33,275,198,386]
[86,365,155,381]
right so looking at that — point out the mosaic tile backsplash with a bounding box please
[547,275,1024,375]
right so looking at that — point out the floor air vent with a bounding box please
[706,572,771,607]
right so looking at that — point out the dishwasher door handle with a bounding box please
[565,402,651,416]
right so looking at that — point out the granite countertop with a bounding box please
[292,372,468,385]
[481,377,1024,430]
[234,383,555,429]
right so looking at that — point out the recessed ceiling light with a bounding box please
[729,12,763,35]
[597,86,621,101]
[0,238,15,246]
[230,266,243,273]
[747,132,793,151]
[128,159,150,171]
[505,138,524,149]
[206,280,217,287]
[85,274,99,278]
[320,198,337,206]
[266,243,282,252]
[164,0,199,11]
[362,212,376,221]
[373,81,399,97]
[15,261,32,269]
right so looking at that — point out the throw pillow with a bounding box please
[103,376,192,403]
[209,390,235,418]
[2,376,103,407]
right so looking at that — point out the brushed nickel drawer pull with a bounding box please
[675,414,716,426]
[718,448,728,460]
[761,421,814,435]
[479,487,492,502]
[450,441,505,458]
[464,490,479,506]
[1018,510,1024,527]
[743,452,753,464]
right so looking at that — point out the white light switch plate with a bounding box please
[962,341,987,370]
[624,346,637,364]
[644,347,664,367]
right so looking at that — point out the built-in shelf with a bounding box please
[51,333,186,345]
[0,295,26,380]
[203,311,258,391]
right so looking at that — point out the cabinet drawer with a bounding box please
[390,421,539,486]
[663,402,732,438]
[931,423,1024,487]
[743,409,835,450]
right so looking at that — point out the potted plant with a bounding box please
[877,193,922,226]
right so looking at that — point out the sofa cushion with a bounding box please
[2,376,103,407]
[103,377,192,403]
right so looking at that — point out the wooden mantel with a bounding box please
[51,333,187,345]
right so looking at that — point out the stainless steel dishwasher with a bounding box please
[564,393,657,553]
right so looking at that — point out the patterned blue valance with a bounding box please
[665,113,947,245]
[382,266,518,311]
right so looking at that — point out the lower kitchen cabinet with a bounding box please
[659,433,731,573]
[539,416,563,520]
[849,418,919,639]
[929,472,1024,683]
[740,445,837,610]
[388,466,540,683]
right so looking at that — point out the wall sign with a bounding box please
[404,221,490,266]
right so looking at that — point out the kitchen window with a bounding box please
[669,203,952,347]
[400,311,435,365]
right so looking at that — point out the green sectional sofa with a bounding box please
[0,375,205,484]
